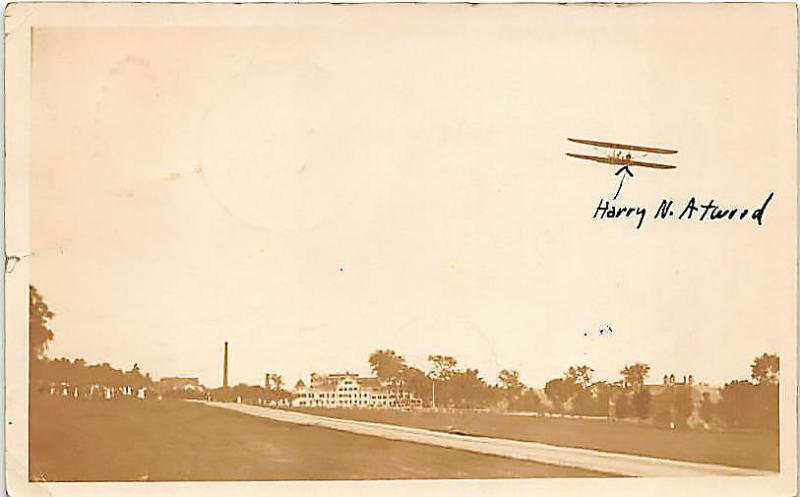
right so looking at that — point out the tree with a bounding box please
[498,369,522,390]
[614,392,633,418]
[508,387,543,413]
[498,369,525,406]
[368,350,406,383]
[565,365,594,389]
[266,374,284,391]
[369,349,407,401]
[29,285,55,360]
[632,389,652,420]
[428,355,458,381]
[571,388,595,415]
[544,377,579,412]
[673,385,694,428]
[400,366,432,405]
[698,392,716,425]
[448,368,489,408]
[718,380,779,431]
[499,369,524,410]
[620,363,651,391]
[590,381,620,417]
[750,353,780,385]
[569,382,618,417]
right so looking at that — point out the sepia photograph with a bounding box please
[4,3,797,497]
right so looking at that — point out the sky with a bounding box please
[29,6,796,389]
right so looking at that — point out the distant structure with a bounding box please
[293,372,421,409]
[159,377,202,393]
[636,373,720,429]
[223,341,229,388]
[660,373,694,386]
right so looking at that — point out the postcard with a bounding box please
[4,3,797,497]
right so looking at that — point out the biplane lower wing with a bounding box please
[565,153,677,170]
[568,138,678,155]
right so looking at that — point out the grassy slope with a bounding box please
[290,407,779,471]
[29,396,606,481]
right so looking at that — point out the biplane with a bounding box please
[566,138,678,170]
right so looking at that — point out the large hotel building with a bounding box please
[292,372,421,408]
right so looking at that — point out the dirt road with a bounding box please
[196,401,774,477]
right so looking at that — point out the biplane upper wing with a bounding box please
[565,153,677,170]
[568,138,678,155]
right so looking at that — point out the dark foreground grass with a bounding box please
[290,407,779,471]
[29,396,606,481]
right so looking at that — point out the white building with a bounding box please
[293,372,421,408]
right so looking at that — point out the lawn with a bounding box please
[289,407,780,471]
[29,395,606,481]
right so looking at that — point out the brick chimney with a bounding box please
[223,341,229,388]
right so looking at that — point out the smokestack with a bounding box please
[223,341,229,388]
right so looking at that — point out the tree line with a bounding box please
[541,355,778,431]
[367,348,779,431]
[29,284,780,431]
[368,349,540,411]
[30,285,155,396]
[30,285,294,403]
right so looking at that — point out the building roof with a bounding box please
[311,384,337,392]
[160,376,199,383]
[298,373,388,393]
[356,377,382,389]
[327,372,359,378]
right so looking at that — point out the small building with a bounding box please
[158,376,203,393]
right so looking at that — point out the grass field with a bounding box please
[29,396,607,481]
[290,407,779,471]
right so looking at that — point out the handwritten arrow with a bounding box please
[613,166,634,200]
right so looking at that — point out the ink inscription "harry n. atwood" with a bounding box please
[593,192,774,229]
